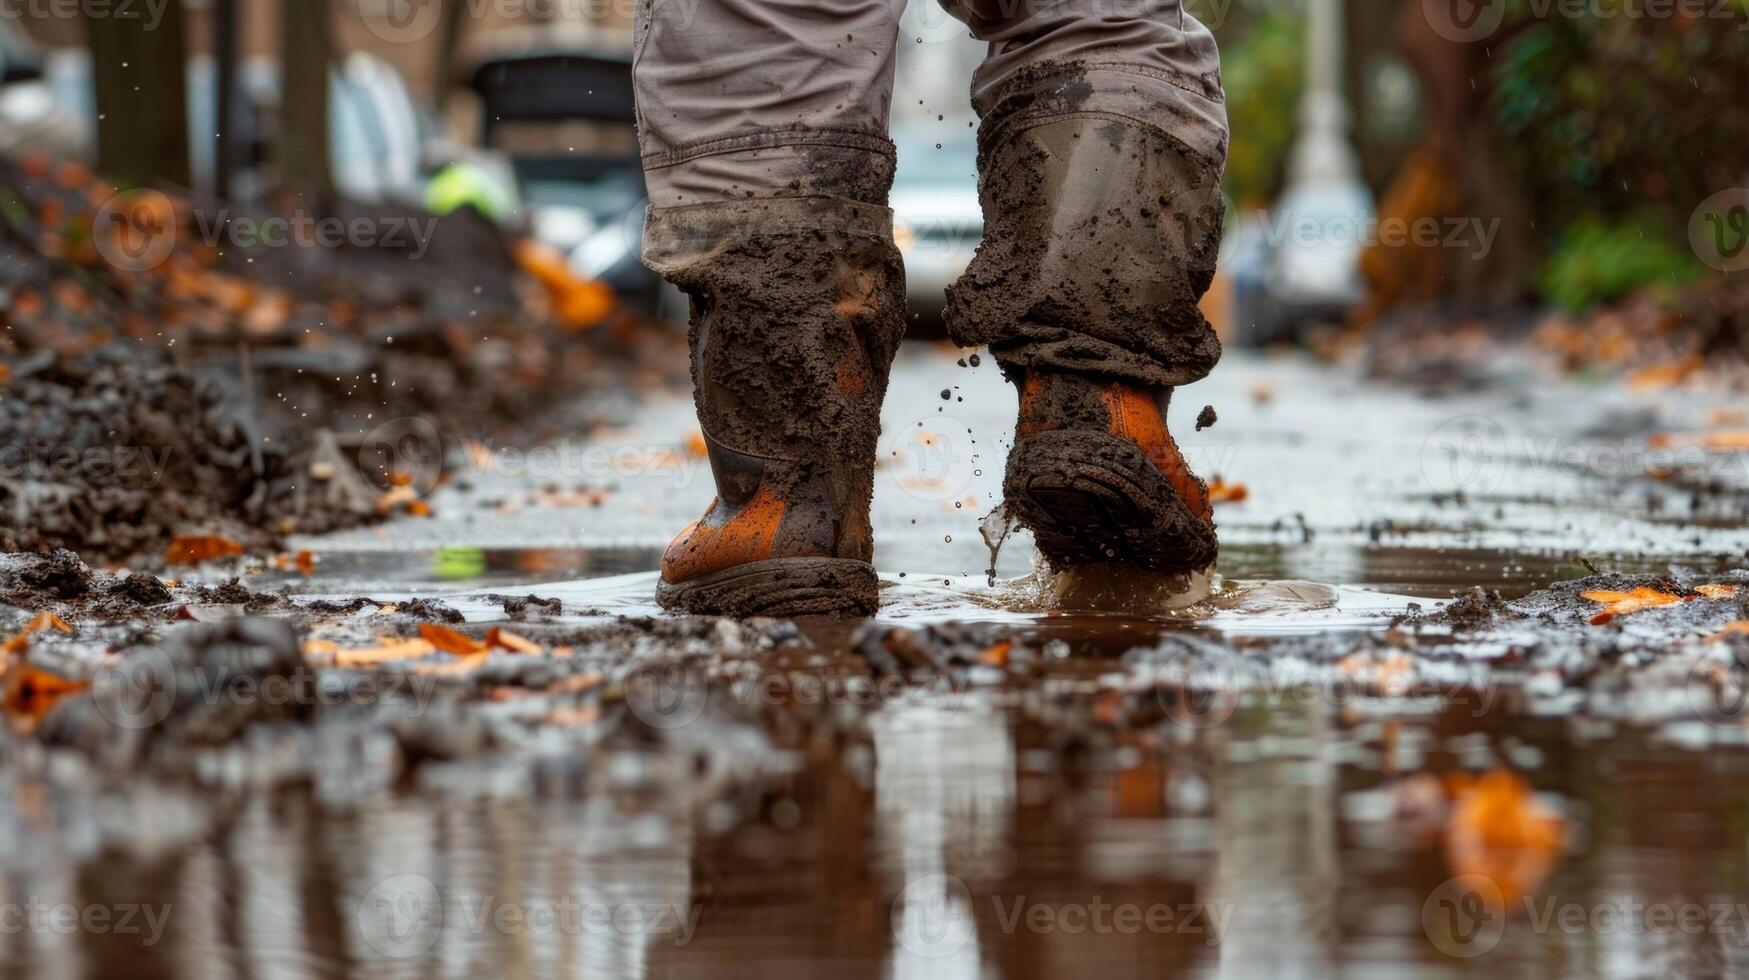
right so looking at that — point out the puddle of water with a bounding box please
[16,672,1749,979]
[257,540,1709,610]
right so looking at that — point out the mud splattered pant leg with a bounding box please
[941,0,1230,388]
[632,0,909,604]
[633,0,902,208]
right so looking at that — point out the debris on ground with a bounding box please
[0,155,686,567]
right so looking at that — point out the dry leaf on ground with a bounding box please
[1208,478,1249,504]
[164,535,243,566]
[419,623,487,656]
[486,627,542,654]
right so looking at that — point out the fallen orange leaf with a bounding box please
[164,535,243,566]
[1709,622,1749,641]
[1581,586,1686,624]
[978,640,1012,667]
[1649,431,1749,452]
[1624,355,1702,391]
[682,429,708,458]
[332,637,437,667]
[419,623,486,656]
[1208,478,1249,504]
[486,627,541,654]
[3,666,90,724]
[1444,769,1566,909]
[1695,584,1739,600]
[22,612,73,635]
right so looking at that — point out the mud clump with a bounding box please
[41,618,314,763]
[945,101,1224,389]
[0,155,681,569]
[0,350,367,563]
[0,549,92,605]
[489,593,564,620]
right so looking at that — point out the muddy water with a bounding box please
[2,547,1745,979]
[10,343,1748,977]
[12,645,1749,979]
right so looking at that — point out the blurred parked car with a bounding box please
[464,36,675,318]
[891,129,982,319]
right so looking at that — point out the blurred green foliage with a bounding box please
[1539,215,1703,313]
[1218,10,1303,205]
[1491,0,1749,309]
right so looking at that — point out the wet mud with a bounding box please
[642,198,905,612]
[0,156,681,567]
[1,544,1747,976]
[946,105,1225,389]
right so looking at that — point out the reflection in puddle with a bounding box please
[11,667,1749,977]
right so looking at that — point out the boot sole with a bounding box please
[1006,429,1218,574]
[656,557,879,618]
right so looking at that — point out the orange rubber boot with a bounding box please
[645,198,904,617]
[1005,370,1216,574]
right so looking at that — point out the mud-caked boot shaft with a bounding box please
[948,103,1227,576]
[1008,369,1217,574]
[947,107,1227,388]
[644,198,905,617]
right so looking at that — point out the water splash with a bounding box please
[978,503,1020,586]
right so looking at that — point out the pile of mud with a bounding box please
[0,155,683,566]
[0,552,791,862]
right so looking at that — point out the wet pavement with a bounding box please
[3,344,1748,979]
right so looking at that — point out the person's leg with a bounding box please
[635,0,906,616]
[942,0,1230,574]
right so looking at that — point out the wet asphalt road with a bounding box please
[289,343,1749,599]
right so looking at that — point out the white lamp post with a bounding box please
[1268,0,1375,313]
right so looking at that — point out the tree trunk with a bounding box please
[432,0,468,112]
[86,0,191,188]
[279,0,334,196]
[212,0,241,199]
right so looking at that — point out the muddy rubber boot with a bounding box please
[948,105,1226,575]
[1006,369,1216,574]
[644,199,905,617]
